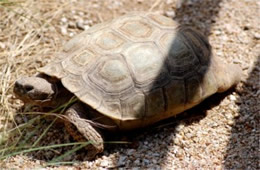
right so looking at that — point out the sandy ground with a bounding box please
[0,0,259,169]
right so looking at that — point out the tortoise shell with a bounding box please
[39,12,218,130]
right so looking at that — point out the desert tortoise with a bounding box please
[14,12,242,159]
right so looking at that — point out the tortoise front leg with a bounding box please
[64,103,104,160]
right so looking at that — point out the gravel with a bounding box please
[0,0,259,169]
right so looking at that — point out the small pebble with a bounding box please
[253,32,260,39]
[84,25,90,30]
[117,155,127,166]
[214,30,222,35]
[69,32,75,37]
[61,17,68,23]
[227,120,234,126]
[0,42,5,49]
[143,158,150,165]
[165,10,176,18]
[126,149,135,155]
[233,59,242,64]
[152,153,160,157]
[76,21,85,30]
[176,0,182,9]
[60,27,67,35]
[230,95,236,101]
[152,159,157,164]
[166,0,174,4]
[85,20,93,25]
[132,168,140,170]
[134,159,141,165]
[78,11,84,16]
[68,21,76,29]
[100,160,109,167]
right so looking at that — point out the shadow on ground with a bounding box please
[223,56,260,169]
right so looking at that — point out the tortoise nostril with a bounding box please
[24,85,34,92]
[14,81,21,88]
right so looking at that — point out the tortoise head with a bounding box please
[14,76,57,107]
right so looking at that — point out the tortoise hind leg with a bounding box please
[64,103,104,160]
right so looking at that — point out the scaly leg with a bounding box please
[64,103,104,160]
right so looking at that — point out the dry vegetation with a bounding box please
[0,0,259,169]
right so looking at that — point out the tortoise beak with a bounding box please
[14,80,34,97]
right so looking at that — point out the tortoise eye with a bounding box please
[24,85,34,92]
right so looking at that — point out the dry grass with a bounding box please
[0,0,82,166]
[0,0,259,169]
